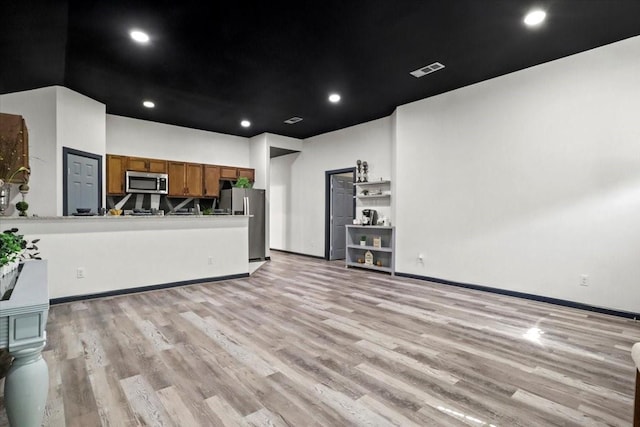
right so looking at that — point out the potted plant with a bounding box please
[234,177,252,188]
[15,201,28,216]
[0,228,40,379]
[0,228,40,284]
[360,235,367,246]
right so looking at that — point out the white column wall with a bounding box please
[0,87,58,217]
[270,152,299,250]
[394,36,640,313]
[249,133,270,257]
[56,87,107,212]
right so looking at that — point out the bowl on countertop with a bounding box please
[76,208,92,214]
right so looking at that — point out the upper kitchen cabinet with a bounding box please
[219,166,255,182]
[220,166,238,180]
[238,168,255,182]
[203,165,220,198]
[127,156,167,173]
[106,154,126,195]
[168,162,203,197]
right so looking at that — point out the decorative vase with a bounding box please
[0,184,10,216]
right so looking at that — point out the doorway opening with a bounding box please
[325,167,355,260]
[62,147,103,216]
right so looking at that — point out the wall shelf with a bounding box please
[354,194,391,199]
[351,180,391,186]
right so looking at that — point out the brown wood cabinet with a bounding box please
[220,166,238,180]
[106,152,253,197]
[0,113,29,183]
[238,168,255,182]
[127,156,167,173]
[168,162,203,197]
[106,154,126,195]
[219,166,255,182]
[203,165,220,198]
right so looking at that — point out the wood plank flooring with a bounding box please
[1,251,638,426]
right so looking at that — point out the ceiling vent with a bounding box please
[410,62,445,78]
[284,117,303,124]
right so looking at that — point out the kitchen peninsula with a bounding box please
[2,215,249,301]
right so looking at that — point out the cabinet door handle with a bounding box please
[204,188,207,195]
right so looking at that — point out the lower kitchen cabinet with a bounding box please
[168,162,203,197]
[345,225,395,275]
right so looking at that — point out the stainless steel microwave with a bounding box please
[125,171,168,194]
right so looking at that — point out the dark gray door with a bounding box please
[330,175,354,260]
[67,153,99,214]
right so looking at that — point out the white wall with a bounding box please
[270,152,299,250]
[7,216,248,299]
[56,87,106,212]
[0,87,58,216]
[106,115,250,166]
[249,134,270,257]
[394,36,640,313]
[0,87,107,217]
[270,117,392,256]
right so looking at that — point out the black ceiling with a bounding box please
[2,1,640,139]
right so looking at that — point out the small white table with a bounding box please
[0,260,49,427]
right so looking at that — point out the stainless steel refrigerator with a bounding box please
[219,188,266,260]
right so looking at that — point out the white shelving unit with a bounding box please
[345,225,395,275]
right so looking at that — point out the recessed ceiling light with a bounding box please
[328,93,341,103]
[130,30,150,43]
[524,9,546,27]
[241,120,251,128]
[142,100,155,108]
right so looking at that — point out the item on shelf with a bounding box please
[362,209,377,226]
[365,250,373,265]
[360,189,369,196]
[360,236,366,246]
[356,160,362,183]
[373,236,381,248]
[376,260,383,267]
[357,258,364,264]
[362,161,368,182]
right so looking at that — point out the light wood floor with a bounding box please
[1,251,638,426]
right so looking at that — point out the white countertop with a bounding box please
[1,214,247,220]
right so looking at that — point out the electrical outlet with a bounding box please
[76,267,85,279]
[579,274,588,286]
[418,253,424,262]
[208,256,214,265]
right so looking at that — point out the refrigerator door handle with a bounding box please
[243,196,249,215]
